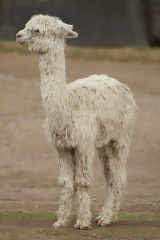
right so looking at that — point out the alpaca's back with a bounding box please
[68,74,135,112]
[67,74,136,147]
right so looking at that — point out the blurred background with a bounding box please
[0,1,160,239]
[0,0,160,47]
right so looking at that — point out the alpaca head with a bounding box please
[16,14,78,53]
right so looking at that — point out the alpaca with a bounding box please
[16,14,136,229]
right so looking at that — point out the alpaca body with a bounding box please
[44,74,135,151]
[16,14,136,229]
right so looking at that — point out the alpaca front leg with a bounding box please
[75,186,92,230]
[53,149,75,228]
[74,149,93,230]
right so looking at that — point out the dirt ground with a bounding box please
[0,52,160,239]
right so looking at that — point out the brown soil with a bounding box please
[0,218,160,240]
[0,52,160,239]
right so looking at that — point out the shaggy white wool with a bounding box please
[16,14,136,229]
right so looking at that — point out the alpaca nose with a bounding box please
[16,33,22,38]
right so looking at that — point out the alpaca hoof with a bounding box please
[74,223,92,230]
[53,221,66,228]
[95,216,110,227]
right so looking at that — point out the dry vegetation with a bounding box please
[1,40,160,63]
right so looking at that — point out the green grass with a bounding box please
[0,211,159,221]
[118,214,160,221]
[0,40,160,63]
[0,212,159,240]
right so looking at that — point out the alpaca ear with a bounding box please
[64,29,78,38]
[60,22,78,38]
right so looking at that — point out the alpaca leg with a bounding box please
[74,148,94,230]
[96,142,128,226]
[53,149,75,228]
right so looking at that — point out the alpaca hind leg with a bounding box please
[53,149,75,228]
[96,142,128,226]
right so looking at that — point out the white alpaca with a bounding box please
[16,14,136,229]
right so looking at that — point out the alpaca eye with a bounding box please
[34,28,40,33]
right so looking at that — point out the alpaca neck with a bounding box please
[38,39,66,113]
